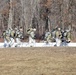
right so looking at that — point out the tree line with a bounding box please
[0,0,76,41]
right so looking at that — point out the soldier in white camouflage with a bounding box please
[2,31,7,47]
[55,27,62,46]
[3,29,11,47]
[27,26,36,47]
[10,28,15,47]
[45,29,52,44]
[15,27,23,47]
[66,29,71,43]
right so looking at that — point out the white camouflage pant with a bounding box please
[56,38,61,47]
[10,38,15,47]
[15,38,22,47]
[29,36,35,47]
[4,39,11,47]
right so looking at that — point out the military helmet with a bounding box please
[58,28,61,30]
[33,28,36,31]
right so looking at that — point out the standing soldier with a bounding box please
[10,28,15,47]
[66,30,71,43]
[15,27,23,47]
[61,30,66,46]
[27,26,36,47]
[2,31,7,47]
[51,28,56,42]
[3,29,11,47]
[55,28,62,46]
[19,27,23,40]
[45,29,52,44]
[15,27,20,47]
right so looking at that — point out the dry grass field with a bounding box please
[0,47,76,75]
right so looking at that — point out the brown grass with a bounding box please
[0,47,76,75]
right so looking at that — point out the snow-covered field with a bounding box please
[0,42,76,48]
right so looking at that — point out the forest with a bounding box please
[0,0,76,41]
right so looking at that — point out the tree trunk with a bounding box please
[8,0,13,29]
[0,0,76,41]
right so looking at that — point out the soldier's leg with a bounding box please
[29,37,32,43]
[56,38,61,46]
[29,37,35,47]
[18,38,21,47]
[58,39,61,46]
[8,41,11,47]
[4,39,7,47]
[10,38,15,47]
[18,38,22,47]
[15,38,19,47]
[32,38,36,47]
[29,36,32,46]
[56,38,58,46]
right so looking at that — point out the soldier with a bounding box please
[55,27,62,46]
[19,27,23,39]
[15,27,23,47]
[15,28,20,47]
[2,31,7,47]
[61,30,67,46]
[27,27,36,47]
[10,28,15,47]
[45,30,52,44]
[66,29,71,43]
[3,29,11,47]
[51,28,56,42]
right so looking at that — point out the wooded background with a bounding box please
[0,0,76,41]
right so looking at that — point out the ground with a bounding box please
[0,47,76,75]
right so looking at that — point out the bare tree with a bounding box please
[0,0,76,41]
[8,0,13,29]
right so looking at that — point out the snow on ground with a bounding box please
[0,42,76,48]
